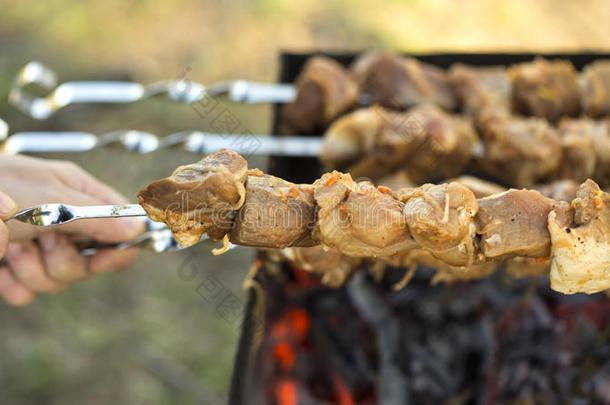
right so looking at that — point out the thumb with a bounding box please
[0,190,17,221]
[0,191,15,259]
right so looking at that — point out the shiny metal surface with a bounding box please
[11,203,147,226]
[76,218,186,256]
[10,61,297,119]
[1,129,322,157]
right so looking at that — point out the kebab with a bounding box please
[279,53,610,135]
[137,149,610,295]
[320,103,610,187]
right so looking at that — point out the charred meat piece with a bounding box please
[278,56,359,134]
[509,58,581,122]
[448,64,511,115]
[475,109,562,187]
[137,149,247,247]
[581,60,610,117]
[230,171,316,248]
[351,51,457,110]
[549,179,610,294]
[313,172,417,257]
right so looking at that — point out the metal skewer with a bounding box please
[10,203,147,226]
[8,203,235,255]
[0,126,323,157]
[10,62,297,120]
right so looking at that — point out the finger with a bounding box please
[0,266,36,306]
[88,248,139,274]
[0,221,9,260]
[39,233,89,283]
[0,190,17,220]
[49,160,130,205]
[5,242,66,294]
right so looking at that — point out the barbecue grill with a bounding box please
[227,52,610,405]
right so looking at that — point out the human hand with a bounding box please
[0,191,16,267]
[0,155,145,306]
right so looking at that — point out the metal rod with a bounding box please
[10,62,297,120]
[0,128,322,157]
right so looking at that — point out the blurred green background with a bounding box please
[0,0,609,403]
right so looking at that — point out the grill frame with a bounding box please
[228,51,610,405]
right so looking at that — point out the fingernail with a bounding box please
[39,233,58,252]
[0,191,16,216]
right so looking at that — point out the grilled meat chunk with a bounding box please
[535,179,579,202]
[230,171,316,248]
[556,119,598,182]
[282,246,360,287]
[581,60,610,118]
[313,172,417,257]
[506,257,550,278]
[475,109,561,187]
[351,51,457,110]
[319,106,419,176]
[141,149,609,294]
[402,107,477,184]
[279,56,359,134]
[138,149,247,247]
[397,182,478,259]
[475,189,566,259]
[590,120,610,186]
[510,58,581,122]
[449,64,511,115]
[321,105,476,182]
[549,180,610,294]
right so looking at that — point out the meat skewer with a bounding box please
[280,54,610,133]
[138,149,610,295]
[321,104,610,187]
[16,55,610,128]
[5,104,609,190]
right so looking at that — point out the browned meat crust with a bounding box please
[278,56,359,134]
[313,172,418,257]
[282,53,610,126]
[351,51,457,111]
[449,64,511,115]
[475,109,562,187]
[137,149,247,246]
[230,172,316,248]
[509,58,582,122]
[321,105,476,182]
[581,60,610,118]
[140,150,610,294]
